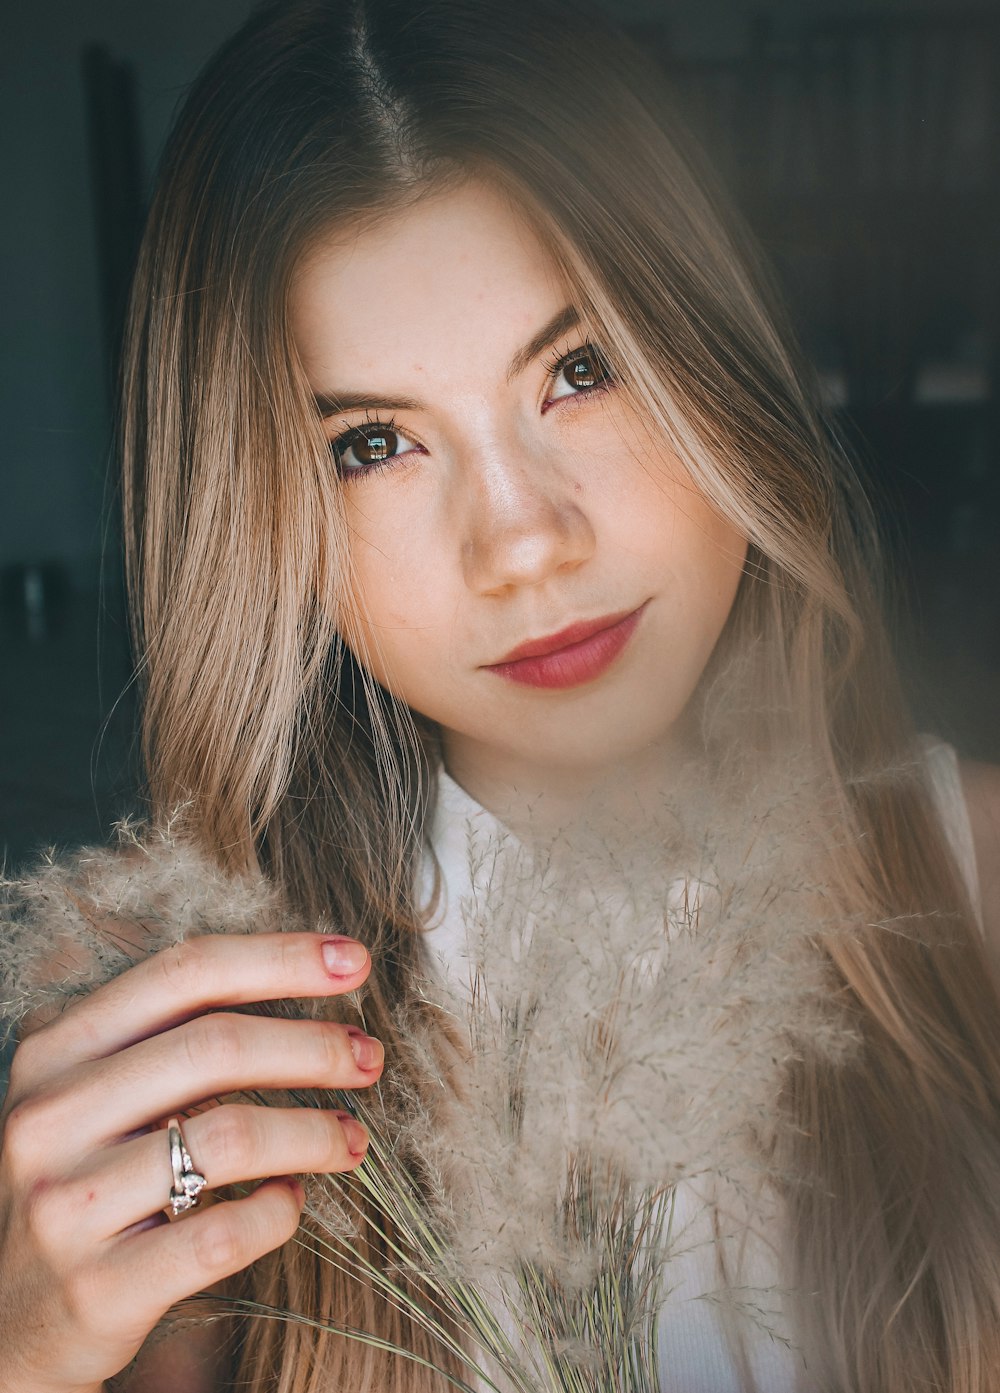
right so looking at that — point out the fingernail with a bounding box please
[347,1028,383,1071]
[336,1111,370,1157]
[321,937,368,976]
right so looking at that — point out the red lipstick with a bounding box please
[485,604,646,689]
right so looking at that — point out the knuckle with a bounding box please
[190,1185,301,1278]
[314,1022,353,1078]
[190,1208,245,1275]
[6,1028,51,1094]
[2,1096,52,1175]
[272,932,302,979]
[157,935,212,994]
[23,1178,74,1250]
[274,1187,304,1242]
[185,1013,246,1075]
[259,1182,305,1248]
[200,1107,259,1177]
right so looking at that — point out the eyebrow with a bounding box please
[311,303,582,418]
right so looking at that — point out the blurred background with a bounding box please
[2,0,998,871]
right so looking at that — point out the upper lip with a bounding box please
[487,605,642,665]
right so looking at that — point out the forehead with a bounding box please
[288,179,570,388]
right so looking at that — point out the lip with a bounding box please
[493,606,643,664]
[484,603,647,690]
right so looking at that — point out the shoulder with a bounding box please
[958,758,1000,953]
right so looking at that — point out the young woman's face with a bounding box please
[290,179,747,798]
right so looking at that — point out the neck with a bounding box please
[440,718,700,856]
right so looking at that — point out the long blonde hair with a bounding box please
[120,1,1000,1388]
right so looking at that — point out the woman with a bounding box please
[2,0,999,1389]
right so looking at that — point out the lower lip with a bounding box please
[486,605,646,690]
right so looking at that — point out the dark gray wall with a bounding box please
[1,0,256,586]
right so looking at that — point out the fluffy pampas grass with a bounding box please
[0,760,864,1390]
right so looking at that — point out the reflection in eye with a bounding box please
[330,417,418,477]
[329,342,614,481]
[546,342,615,402]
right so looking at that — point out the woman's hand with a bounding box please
[0,931,382,1393]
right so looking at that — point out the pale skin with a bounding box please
[0,933,383,1392]
[1,177,997,1392]
[292,179,749,842]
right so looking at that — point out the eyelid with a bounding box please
[331,408,409,442]
[542,339,615,401]
[329,412,423,478]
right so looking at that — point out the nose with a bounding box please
[458,447,596,596]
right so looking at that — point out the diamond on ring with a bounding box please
[167,1116,207,1216]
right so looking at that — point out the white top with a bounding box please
[416,740,980,1392]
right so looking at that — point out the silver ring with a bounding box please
[166,1116,207,1216]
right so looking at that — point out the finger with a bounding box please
[106,1176,306,1331]
[10,932,372,1083]
[65,1105,369,1240]
[18,1013,383,1161]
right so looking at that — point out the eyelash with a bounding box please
[330,411,404,482]
[539,341,613,393]
[329,341,614,480]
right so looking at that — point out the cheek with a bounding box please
[339,489,424,621]
[689,514,748,604]
[675,519,748,635]
[338,512,458,698]
[341,567,424,684]
[623,456,747,598]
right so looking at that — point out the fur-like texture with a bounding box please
[0,768,864,1389]
[0,810,340,1037]
[388,762,866,1386]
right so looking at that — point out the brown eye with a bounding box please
[549,343,614,401]
[359,427,396,462]
[331,421,417,478]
